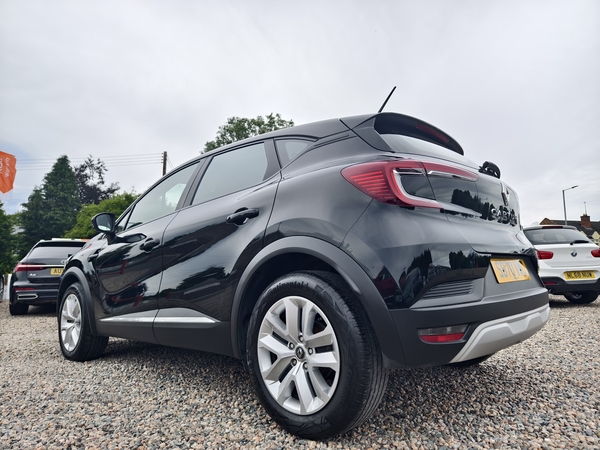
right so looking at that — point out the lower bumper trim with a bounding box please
[450,304,550,363]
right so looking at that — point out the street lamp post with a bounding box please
[562,185,578,225]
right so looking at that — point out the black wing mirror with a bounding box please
[92,212,116,235]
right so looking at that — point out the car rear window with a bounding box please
[379,134,477,167]
[29,242,86,259]
[524,228,590,245]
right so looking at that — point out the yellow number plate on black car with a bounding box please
[564,271,595,280]
[491,259,531,284]
[50,268,63,276]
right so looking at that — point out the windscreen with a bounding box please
[28,243,86,259]
[379,134,477,167]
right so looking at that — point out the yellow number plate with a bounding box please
[50,268,63,276]
[491,259,531,284]
[564,271,595,280]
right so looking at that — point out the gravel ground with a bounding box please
[0,295,599,449]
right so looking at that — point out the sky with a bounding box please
[1,0,599,227]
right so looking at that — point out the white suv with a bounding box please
[524,225,600,304]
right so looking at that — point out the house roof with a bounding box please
[540,217,600,238]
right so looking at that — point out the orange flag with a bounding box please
[0,151,17,194]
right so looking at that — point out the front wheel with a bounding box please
[564,291,598,304]
[58,282,108,361]
[246,271,388,440]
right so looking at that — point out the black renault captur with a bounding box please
[57,112,549,439]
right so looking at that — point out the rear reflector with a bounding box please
[418,325,467,343]
[536,250,554,260]
[15,287,35,291]
[592,249,600,258]
[543,281,558,286]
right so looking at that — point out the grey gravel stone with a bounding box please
[0,294,598,449]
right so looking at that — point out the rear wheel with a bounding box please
[58,282,108,361]
[564,291,598,304]
[246,271,388,440]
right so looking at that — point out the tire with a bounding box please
[564,291,598,304]
[58,282,108,361]
[246,271,388,440]
[448,354,494,368]
[0,275,4,301]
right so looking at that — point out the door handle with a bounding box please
[140,238,160,252]
[226,208,259,225]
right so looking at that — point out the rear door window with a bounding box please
[192,143,275,205]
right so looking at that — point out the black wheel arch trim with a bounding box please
[230,235,406,367]
[58,267,99,336]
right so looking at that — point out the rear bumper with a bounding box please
[11,287,59,305]
[386,284,549,368]
[540,277,600,295]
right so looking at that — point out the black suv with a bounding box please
[57,112,549,439]
[9,239,87,315]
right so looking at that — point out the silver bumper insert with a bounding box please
[450,304,550,363]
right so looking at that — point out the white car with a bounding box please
[524,225,600,304]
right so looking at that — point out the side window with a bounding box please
[275,140,311,166]
[192,143,270,205]
[124,163,198,230]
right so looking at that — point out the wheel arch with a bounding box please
[231,236,405,367]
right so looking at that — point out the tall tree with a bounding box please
[74,155,119,204]
[19,156,80,253]
[204,113,294,152]
[65,192,139,239]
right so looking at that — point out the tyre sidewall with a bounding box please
[58,282,86,360]
[247,272,367,437]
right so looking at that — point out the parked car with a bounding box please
[9,239,88,315]
[524,225,600,304]
[57,112,549,439]
[1,274,4,301]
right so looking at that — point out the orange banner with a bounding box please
[0,151,17,194]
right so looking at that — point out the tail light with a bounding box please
[14,264,45,272]
[418,324,468,343]
[592,249,600,258]
[341,160,478,208]
[536,250,554,260]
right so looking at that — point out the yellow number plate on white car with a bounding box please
[50,268,63,276]
[491,259,531,283]
[564,271,595,280]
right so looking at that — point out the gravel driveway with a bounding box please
[1,295,598,449]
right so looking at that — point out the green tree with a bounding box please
[65,192,138,239]
[0,202,17,274]
[204,113,294,152]
[74,155,119,204]
[19,156,80,253]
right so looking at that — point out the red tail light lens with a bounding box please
[14,264,45,272]
[342,160,478,208]
[592,249,600,258]
[418,325,467,343]
[536,250,554,260]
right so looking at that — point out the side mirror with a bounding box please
[92,212,116,234]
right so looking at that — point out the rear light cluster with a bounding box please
[14,263,45,272]
[592,249,600,258]
[418,324,468,343]
[536,250,554,260]
[341,160,478,208]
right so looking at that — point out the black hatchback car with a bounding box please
[57,112,549,439]
[9,239,87,315]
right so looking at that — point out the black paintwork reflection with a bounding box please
[92,214,175,317]
[157,180,279,322]
[383,249,489,308]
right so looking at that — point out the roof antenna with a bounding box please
[378,86,396,113]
